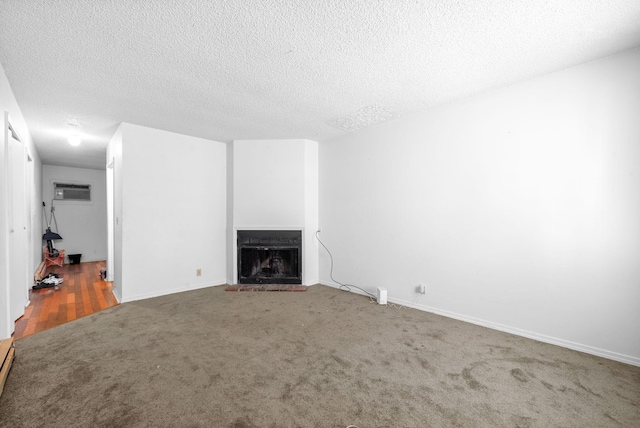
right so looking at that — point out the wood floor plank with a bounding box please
[13,261,118,340]
[67,291,77,322]
[56,303,68,325]
[50,287,61,318]
[88,279,102,313]
[94,281,108,311]
[23,304,33,319]
[38,291,53,323]
[46,311,57,330]
[102,283,117,307]
[21,317,37,337]
[13,319,26,339]
[80,276,92,319]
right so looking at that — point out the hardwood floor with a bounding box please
[13,261,118,340]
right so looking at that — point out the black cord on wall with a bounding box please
[315,230,377,299]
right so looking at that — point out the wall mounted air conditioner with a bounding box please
[53,183,91,201]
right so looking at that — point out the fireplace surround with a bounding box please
[237,230,302,284]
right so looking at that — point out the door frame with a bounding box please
[1,112,32,338]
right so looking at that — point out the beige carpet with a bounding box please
[0,285,638,427]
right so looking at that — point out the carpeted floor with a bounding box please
[1,285,638,427]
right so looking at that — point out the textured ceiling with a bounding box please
[1,0,640,170]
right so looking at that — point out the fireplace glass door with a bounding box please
[237,230,302,284]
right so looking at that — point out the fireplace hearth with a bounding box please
[237,230,302,284]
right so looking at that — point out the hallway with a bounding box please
[13,261,118,340]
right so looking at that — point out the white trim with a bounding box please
[320,281,640,367]
[111,287,122,304]
[234,225,306,230]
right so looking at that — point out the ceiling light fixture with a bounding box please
[68,132,81,146]
[67,123,81,146]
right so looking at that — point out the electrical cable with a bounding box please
[315,230,377,299]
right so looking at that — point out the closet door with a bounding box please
[7,134,28,328]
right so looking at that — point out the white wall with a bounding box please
[116,123,227,302]
[0,62,42,339]
[231,139,319,285]
[233,139,307,227]
[42,165,107,263]
[319,47,640,366]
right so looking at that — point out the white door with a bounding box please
[8,135,28,326]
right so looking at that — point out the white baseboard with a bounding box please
[320,281,640,367]
[112,288,122,303]
[121,280,227,304]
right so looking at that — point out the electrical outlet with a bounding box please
[377,287,388,305]
[196,268,202,277]
[418,284,426,294]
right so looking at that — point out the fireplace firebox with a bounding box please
[237,230,302,284]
